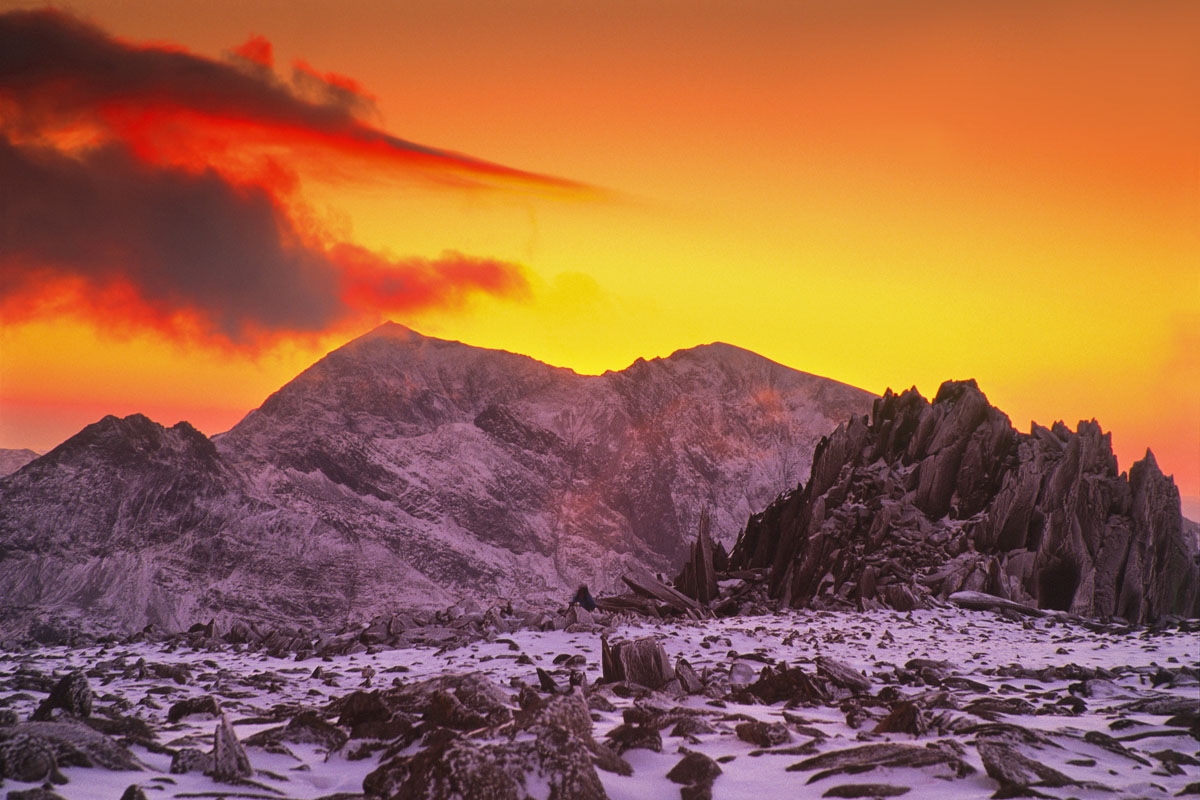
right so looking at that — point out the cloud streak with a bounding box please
[0,9,583,192]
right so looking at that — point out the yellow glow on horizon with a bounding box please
[1,0,1197,498]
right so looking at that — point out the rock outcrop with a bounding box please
[728,380,1199,621]
[0,323,872,635]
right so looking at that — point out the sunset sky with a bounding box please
[1,1,1197,503]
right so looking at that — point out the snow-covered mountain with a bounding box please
[0,323,873,634]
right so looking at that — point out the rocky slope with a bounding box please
[728,380,1200,622]
[0,323,872,634]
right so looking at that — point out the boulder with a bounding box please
[243,710,348,751]
[735,721,791,747]
[366,690,613,800]
[667,749,722,787]
[0,731,68,784]
[742,663,829,705]
[167,695,220,723]
[816,658,872,693]
[976,739,1076,792]
[675,658,704,694]
[601,637,674,690]
[4,721,140,770]
[821,785,910,798]
[6,789,68,800]
[31,672,92,721]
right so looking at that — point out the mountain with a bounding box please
[728,380,1199,622]
[0,323,873,634]
[0,448,39,476]
[1182,495,1200,524]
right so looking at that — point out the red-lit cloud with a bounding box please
[0,139,531,345]
[0,9,583,191]
[0,9,558,346]
[231,35,273,69]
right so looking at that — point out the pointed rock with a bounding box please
[601,636,674,690]
[209,712,252,782]
[676,509,719,604]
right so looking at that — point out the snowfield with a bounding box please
[1,605,1196,799]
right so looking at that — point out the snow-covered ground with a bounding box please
[1,606,1196,799]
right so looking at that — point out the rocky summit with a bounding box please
[0,323,871,635]
[727,379,1200,622]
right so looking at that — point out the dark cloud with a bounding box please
[0,137,530,344]
[0,8,553,346]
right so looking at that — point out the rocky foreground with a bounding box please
[0,603,1196,800]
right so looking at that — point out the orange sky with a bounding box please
[1,0,1197,501]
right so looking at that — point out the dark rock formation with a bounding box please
[167,695,220,723]
[4,721,140,771]
[822,785,910,798]
[667,750,723,785]
[668,749,723,799]
[675,510,719,604]
[729,380,1200,621]
[787,741,975,782]
[169,748,212,775]
[31,673,92,721]
[0,731,67,784]
[976,739,1077,793]
[740,663,830,706]
[601,636,674,690]
[735,721,791,747]
[210,712,252,782]
[816,658,872,694]
[6,789,68,800]
[675,658,704,694]
[242,710,347,752]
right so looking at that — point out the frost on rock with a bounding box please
[0,323,873,636]
[0,604,1196,800]
[727,379,1200,622]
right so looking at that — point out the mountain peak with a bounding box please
[669,340,755,358]
[604,341,784,376]
[0,325,880,632]
[355,320,428,343]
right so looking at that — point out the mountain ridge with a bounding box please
[0,323,874,634]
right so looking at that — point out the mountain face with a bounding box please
[0,323,873,634]
[0,448,39,476]
[728,380,1199,622]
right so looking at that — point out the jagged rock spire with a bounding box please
[729,380,1199,622]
